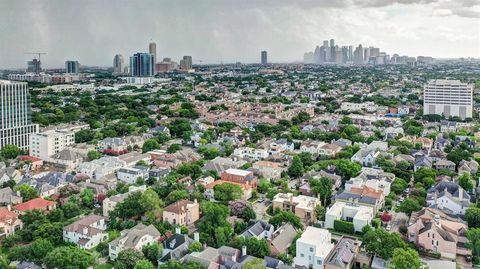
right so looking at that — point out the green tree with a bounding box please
[458,173,474,191]
[214,182,243,202]
[43,246,94,269]
[15,184,38,201]
[466,206,480,228]
[269,210,303,229]
[362,228,406,259]
[1,144,21,159]
[397,198,422,216]
[257,179,272,194]
[33,222,64,245]
[288,155,304,178]
[87,150,102,161]
[142,139,160,153]
[309,177,332,206]
[197,202,233,248]
[467,228,480,258]
[243,258,267,269]
[167,144,182,153]
[142,243,162,266]
[116,249,144,269]
[230,236,271,258]
[134,259,155,269]
[80,188,95,207]
[188,241,203,253]
[387,248,423,269]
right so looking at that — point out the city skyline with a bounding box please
[0,0,479,69]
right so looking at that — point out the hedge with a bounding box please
[334,219,355,234]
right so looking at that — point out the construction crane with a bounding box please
[25,52,47,62]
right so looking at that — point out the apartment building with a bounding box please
[294,227,334,269]
[29,129,75,160]
[272,193,321,225]
[423,80,473,119]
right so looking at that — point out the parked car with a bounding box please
[386,224,391,231]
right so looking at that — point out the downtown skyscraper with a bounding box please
[130,53,155,77]
[261,51,268,64]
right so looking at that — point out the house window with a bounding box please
[428,233,430,238]
[432,234,435,239]
[317,260,322,265]
[310,247,313,252]
[432,240,434,245]
[300,254,304,257]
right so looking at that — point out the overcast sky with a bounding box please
[0,0,479,68]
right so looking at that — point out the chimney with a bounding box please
[194,232,199,241]
[459,187,464,200]
[7,204,11,212]
[242,245,247,257]
[175,227,181,234]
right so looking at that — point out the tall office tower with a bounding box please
[369,47,380,57]
[329,39,336,62]
[313,46,321,64]
[363,47,370,62]
[130,53,155,77]
[261,51,268,64]
[180,56,193,70]
[113,54,124,74]
[27,59,41,73]
[65,60,79,74]
[348,46,353,62]
[0,80,39,150]
[149,42,157,63]
[353,44,364,64]
[323,40,330,62]
[320,46,327,63]
[341,46,349,64]
[424,80,473,120]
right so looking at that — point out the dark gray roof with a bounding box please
[241,220,272,238]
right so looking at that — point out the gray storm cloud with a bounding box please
[0,0,478,69]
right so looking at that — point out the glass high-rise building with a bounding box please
[130,53,155,77]
[113,54,124,74]
[65,60,79,74]
[0,80,39,150]
[261,51,268,65]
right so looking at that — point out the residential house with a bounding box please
[0,187,22,206]
[383,127,404,140]
[393,154,415,164]
[426,180,470,215]
[414,156,433,171]
[159,229,195,264]
[221,168,258,188]
[78,156,126,180]
[269,139,294,155]
[0,207,23,237]
[108,223,161,260]
[163,199,200,226]
[300,140,325,156]
[48,149,83,171]
[203,157,247,174]
[318,144,342,158]
[434,159,456,172]
[97,135,147,152]
[233,147,269,161]
[272,193,321,225]
[205,180,252,200]
[325,236,361,269]
[325,201,374,233]
[18,172,74,198]
[345,167,394,196]
[102,185,147,216]
[269,223,298,256]
[407,208,470,259]
[240,220,274,240]
[0,167,21,184]
[63,215,108,249]
[366,141,388,151]
[15,197,56,213]
[458,160,479,176]
[19,155,43,170]
[152,148,202,169]
[117,166,149,184]
[429,149,447,163]
[250,161,285,181]
[331,138,352,148]
[293,227,334,269]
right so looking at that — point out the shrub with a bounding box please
[333,219,355,234]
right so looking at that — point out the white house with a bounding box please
[63,215,108,249]
[108,223,161,260]
[300,140,325,156]
[426,180,470,215]
[29,129,75,161]
[325,201,374,232]
[269,139,294,155]
[293,227,334,269]
[233,147,269,161]
[117,166,149,184]
[78,156,126,180]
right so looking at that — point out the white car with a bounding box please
[386,224,391,231]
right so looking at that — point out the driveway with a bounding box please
[390,212,408,233]
[252,199,270,220]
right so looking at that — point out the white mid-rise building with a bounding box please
[294,227,334,269]
[29,129,75,160]
[325,201,374,232]
[0,80,39,150]
[424,80,473,119]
